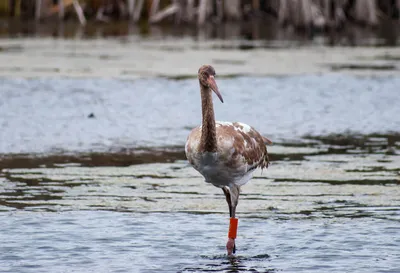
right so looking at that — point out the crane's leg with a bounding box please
[222,186,233,217]
[222,186,240,255]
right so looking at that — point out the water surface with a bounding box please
[1,211,399,273]
[1,135,399,272]
[1,31,400,273]
[1,75,399,154]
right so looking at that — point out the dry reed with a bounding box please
[1,0,399,30]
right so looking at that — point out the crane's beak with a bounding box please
[208,75,223,103]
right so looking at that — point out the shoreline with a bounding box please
[0,133,398,169]
[1,36,400,79]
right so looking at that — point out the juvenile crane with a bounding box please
[185,65,272,255]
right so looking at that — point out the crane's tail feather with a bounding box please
[262,136,273,145]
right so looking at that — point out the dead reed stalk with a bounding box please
[2,0,399,29]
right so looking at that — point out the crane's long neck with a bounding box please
[200,84,217,152]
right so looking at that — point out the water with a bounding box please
[1,149,399,272]
[1,75,399,154]
[1,23,400,273]
[1,212,399,273]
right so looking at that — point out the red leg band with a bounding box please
[228,218,238,239]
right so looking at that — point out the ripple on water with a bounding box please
[0,144,399,219]
[2,211,399,273]
[1,75,400,154]
[0,73,399,272]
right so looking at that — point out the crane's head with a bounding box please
[198,65,223,103]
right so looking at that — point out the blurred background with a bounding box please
[0,0,399,44]
[0,1,400,273]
